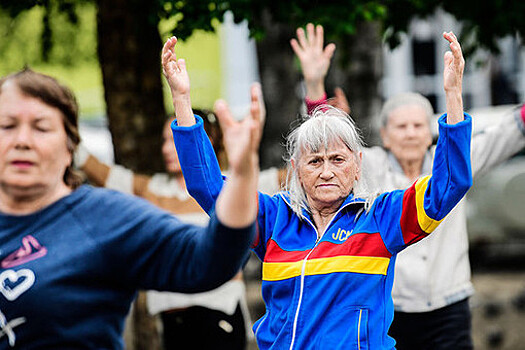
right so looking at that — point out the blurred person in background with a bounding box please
[0,68,258,349]
[292,23,525,349]
[76,94,285,349]
[166,31,473,349]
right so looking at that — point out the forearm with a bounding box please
[173,94,195,126]
[185,214,255,292]
[471,105,525,177]
[216,157,259,228]
[305,78,326,101]
[81,155,111,187]
[445,90,464,124]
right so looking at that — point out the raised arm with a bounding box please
[163,36,260,228]
[290,24,351,114]
[369,31,473,254]
[290,23,335,101]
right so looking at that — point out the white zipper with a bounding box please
[357,309,363,350]
[281,194,365,350]
[288,219,319,350]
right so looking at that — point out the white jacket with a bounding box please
[361,107,525,312]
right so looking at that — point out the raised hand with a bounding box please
[442,31,465,124]
[213,90,262,228]
[214,90,262,178]
[443,31,464,94]
[162,36,194,126]
[290,23,336,100]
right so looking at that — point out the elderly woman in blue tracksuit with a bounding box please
[162,31,472,350]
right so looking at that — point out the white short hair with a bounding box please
[284,105,367,219]
[380,92,434,127]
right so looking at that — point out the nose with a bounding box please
[405,124,418,137]
[319,162,334,180]
[14,124,34,149]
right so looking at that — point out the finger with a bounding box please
[316,24,324,50]
[444,51,453,68]
[296,27,308,50]
[443,31,464,66]
[177,58,186,73]
[290,39,303,57]
[250,82,265,126]
[323,43,336,60]
[250,84,262,125]
[162,37,180,73]
[306,23,315,46]
[214,99,235,132]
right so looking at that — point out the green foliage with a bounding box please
[382,0,524,55]
[160,0,523,57]
[0,2,103,118]
[158,1,388,42]
[0,0,96,67]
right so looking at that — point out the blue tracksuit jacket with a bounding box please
[172,113,472,350]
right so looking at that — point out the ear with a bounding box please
[380,127,390,149]
[291,158,301,182]
[355,152,362,181]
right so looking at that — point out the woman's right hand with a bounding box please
[290,23,335,100]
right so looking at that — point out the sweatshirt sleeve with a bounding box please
[471,104,525,178]
[370,113,473,254]
[171,115,224,214]
[80,189,255,293]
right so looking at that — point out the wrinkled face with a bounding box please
[161,119,182,175]
[0,83,72,193]
[380,105,432,165]
[294,138,361,211]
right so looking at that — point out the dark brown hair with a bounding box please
[0,68,83,188]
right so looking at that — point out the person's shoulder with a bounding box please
[70,184,159,214]
[362,146,387,158]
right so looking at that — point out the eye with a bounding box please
[35,125,51,132]
[308,158,321,165]
[0,123,15,130]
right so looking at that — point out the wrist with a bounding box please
[305,80,326,101]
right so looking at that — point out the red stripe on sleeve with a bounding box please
[400,184,427,245]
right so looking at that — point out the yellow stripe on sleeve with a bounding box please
[414,176,444,233]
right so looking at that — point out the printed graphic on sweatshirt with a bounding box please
[0,269,35,301]
[0,308,25,347]
[1,235,47,269]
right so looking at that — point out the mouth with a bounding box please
[11,160,34,169]
[317,183,337,188]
